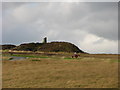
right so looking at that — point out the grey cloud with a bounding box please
[93,38,104,44]
[2,2,26,10]
[2,2,118,53]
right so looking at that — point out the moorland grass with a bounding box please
[12,54,49,59]
[2,53,119,88]
[31,59,41,61]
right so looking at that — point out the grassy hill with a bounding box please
[13,43,43,51]
[1,42,85,53]
[37,42,84,53]
[0,44,16,50]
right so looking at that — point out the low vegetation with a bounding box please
[1,42,85,53]
[2,51,119,88]
[0,45,16,50]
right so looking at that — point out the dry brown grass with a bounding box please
[2,55,118,88]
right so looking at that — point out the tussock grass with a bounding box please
[31,59,41,61]
[2,52,119,88]
[12,54,49,59]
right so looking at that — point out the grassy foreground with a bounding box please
[2,52,119,88]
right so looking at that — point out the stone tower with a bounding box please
[43,37,47,43]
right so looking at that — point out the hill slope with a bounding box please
[13,43,43,51]
[0,45,16,50]
[2,42,85,53]
[37,42,84,53]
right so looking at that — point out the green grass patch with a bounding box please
[12,54,49,59]
[64,58,73,59]
[2,54,11,57]
[110,59,120,63]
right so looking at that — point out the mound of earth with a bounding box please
[2,42,85,53]
[37,42,84,53]
[0,44,16,50]
[12,43,43,51]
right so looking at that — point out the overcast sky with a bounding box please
[2,2,118,54]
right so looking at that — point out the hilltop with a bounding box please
[1,42,85,53]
